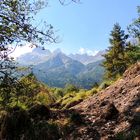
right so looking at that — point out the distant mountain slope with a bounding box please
[33,52,104,88]
[34,52,85,74]
[77,60,104,88]
[17,48,51,65]
[33,52,84,87]
[17,48,105,88]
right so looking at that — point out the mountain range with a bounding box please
[69,50,105,64]
[17,48,105,89]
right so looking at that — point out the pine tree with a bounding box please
[125,42,140,65]
[103,23,128,79]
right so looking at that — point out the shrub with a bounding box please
[36,92,55,106]
[53,88,64,99]
[64,84,79,93]
[99,80,114,90]
[86,88,98,96]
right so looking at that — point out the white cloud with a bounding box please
[10,43,34,59]
[78,47,98,56]
[79,48,86,54]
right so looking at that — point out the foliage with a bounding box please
[32,120,60,140]
[0,0,56,110]
[103,23,140,80]
[0,0,57,49]
[53,88,64,99]
[36,92,55,106]
[102,23,128,80]
[19,74,56,108]
[64,84,79,93]
[0,107,31,140]
[0,73,56,109]
[125,43,140,66]
[0,107,61,140]
[87,88,98,95]
[0,72,23,109]
[128,6,140,41]
[56,88,98,109]
[0,2,139,139]
[99,80,115,90]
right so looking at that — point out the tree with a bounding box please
[128,6,140,42]
[0,0,79,50]
[103,23,128,79]
[0,0,80,62]
[124,42,140,66]
[127,6,140,64]
[0,0,79,108]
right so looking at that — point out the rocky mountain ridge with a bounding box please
[69,50,105,65]
[17,48,105,65]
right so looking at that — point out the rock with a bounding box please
[101,103,119,121]
[100,100,110,107]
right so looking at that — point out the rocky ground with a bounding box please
[66,62,140,140]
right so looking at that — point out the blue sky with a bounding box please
[14,0,140,56]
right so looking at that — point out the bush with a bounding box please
[53,88,64,99]
[64,84,79,93]
[99,80,114,90]
[36,92,55,106]
[86,88,98,96]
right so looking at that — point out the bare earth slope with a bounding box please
[69,62,140,140]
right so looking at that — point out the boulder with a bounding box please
[101,103,119,121]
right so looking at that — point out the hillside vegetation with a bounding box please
[0,62,139,140]
[0,1,140,140]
